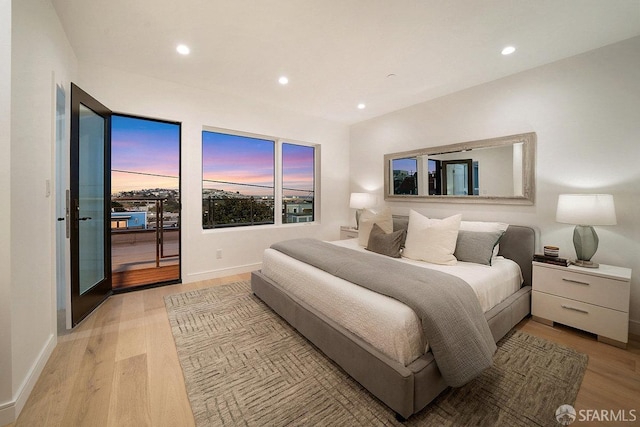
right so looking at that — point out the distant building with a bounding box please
[283,201,313,223]
[111,212,147,230]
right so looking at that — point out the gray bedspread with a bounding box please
[270,238,497,387]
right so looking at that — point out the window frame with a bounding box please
[281,140,317,225]
[202,126,319,230]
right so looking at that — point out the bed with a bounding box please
[251,217,535,420]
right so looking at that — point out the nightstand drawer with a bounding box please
[340,226,358,240]
[532,291,628,342]
[533,266,629,312]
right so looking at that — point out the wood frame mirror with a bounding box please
[384,132,536,205]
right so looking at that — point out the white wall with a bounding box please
[0,0,13,423]
[7,0,77,422]
[76,63,351,283]
[350,36,640,333]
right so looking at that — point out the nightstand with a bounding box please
[532,261,631,348]
[340,226,358,239]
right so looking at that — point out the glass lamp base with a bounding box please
[573,225,599,267]
[572,259,599,268]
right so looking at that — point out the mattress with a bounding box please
[261,239,523,366]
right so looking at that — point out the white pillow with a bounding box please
[403,210,462,265]
[460,220,509,257]
[357,207,393,246]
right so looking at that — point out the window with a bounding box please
[202,130,275,228]
[202,129,316,229]
[282,143,314,223]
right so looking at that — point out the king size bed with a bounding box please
[251,215,535,420]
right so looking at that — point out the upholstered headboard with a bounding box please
[392,215,535,288]
[497,225,535,288]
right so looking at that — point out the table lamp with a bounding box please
[556,194,616,268]
[349,193,377,229]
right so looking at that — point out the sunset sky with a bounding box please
[282,142,315,197]
[202,131,274,196]
[202,131,314,197]
[111,115,180,194]
[112,117,314,197]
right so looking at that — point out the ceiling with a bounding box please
[51,0,640,124]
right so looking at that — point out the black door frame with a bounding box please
[442,159,473,196]
[110,113,182,292]
[70,83,113,326]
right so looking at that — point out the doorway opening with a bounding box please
[110,114,181,291]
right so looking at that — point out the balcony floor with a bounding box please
[112,229,180,289]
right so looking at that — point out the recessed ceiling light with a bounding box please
[176,44,190,55]
[278,76,289,85]
[501,46,516,55]
[357,103,366,110]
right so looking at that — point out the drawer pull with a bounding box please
[562,278,590,286]
[561,305,589,314]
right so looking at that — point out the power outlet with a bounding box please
[216,249,223,259]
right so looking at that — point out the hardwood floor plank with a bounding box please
[59,298,123,427]
[145,305,195,427]
[14,314,97,427]
[115,293,147,362]
[107,354,152,427]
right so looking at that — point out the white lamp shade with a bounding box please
[349,192,377,209]
[556,194,617,226]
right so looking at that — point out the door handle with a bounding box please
[57,217,65,221]
[79,217,92,221]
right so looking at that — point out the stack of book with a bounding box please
[533,254,571,267]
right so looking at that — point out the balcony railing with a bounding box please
[202,197,275,229]
[112,196,180,268]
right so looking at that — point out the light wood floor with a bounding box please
[7,273,640,427]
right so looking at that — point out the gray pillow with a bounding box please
[366,223,406,258]
[454,230,505,266]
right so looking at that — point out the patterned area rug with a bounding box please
[165,281,587,426]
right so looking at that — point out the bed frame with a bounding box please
[251,223,535,420]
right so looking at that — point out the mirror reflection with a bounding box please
[385,133,535,205]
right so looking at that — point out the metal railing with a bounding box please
[202,196,275,229]
[112,197,179,267]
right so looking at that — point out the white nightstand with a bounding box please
[532,261,631,348]
[340,226,358,240]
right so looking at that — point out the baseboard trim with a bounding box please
[0,400,15,426]
[185,262,262,283]
[1,333,57,424]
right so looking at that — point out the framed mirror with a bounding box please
[384,132,536,205]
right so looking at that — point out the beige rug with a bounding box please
[165,281,587,426]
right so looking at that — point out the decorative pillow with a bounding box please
[366,223,406,258]
[460,220,509,258]
[357,207,393,246]
[454,230,505,266]
[402,210,462,265]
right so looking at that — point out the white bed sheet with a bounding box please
[260,239,523,366]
